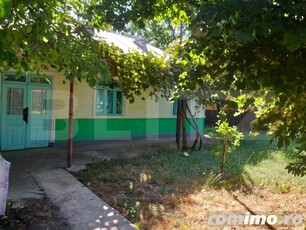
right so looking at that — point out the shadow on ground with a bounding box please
[74,139,289,229]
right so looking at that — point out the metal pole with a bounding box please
[67,80,74,168]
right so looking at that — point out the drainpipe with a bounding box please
[67,80,74,168]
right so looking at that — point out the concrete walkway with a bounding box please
[33,169,135,230]
[2,139,178,230]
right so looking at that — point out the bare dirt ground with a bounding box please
[79,170,306,230]
[0,197,70,230]
[75,142,306,230]
[151,187,306,230]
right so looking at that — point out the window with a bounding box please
[6,88,24,115]
[31,89,47,115]
[4,74,26,82]
[30,76,51,84]
[172,99,178,116]
[172,99,189,116]
[96,87,123,116]
[4,74,51,84]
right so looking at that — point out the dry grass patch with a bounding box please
[75,140,306,229]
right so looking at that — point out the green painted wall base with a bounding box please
[55,118,205,142]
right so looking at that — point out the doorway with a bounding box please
[1,73,52,150]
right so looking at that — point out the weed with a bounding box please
[128,206,137,219]
[275,182,291,193]
[202,171,224,189]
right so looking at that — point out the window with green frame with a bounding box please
[172,99,190,116]
[96,87,123,115]
[172,99,179,115]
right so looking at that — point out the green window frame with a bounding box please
[172,99,190,116]
[96,87,123,116]
[172,99,178,116]
[3,72,52,85]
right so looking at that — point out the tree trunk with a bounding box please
[221,135,227,174]
[67,81,74,168]
[181,99,187,150]
[176,99,181,147]
[176,99,188,150]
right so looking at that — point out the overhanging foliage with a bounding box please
[190,0,306,176]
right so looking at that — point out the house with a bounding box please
[0,31,205,151]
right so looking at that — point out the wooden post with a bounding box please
[176,99,181,148]
[67,80,74,168]
[181,99,187,150]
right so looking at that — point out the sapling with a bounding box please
[214,111,244,174]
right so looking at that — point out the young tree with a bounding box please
[214,111,244,174]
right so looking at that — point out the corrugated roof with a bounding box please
[93,29,164,57]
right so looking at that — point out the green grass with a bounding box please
[77,139,305,193]
[75,139,306,228]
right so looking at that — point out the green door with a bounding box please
[1,74,52,150]
[1,85,27,150]
[27,86,51,148]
